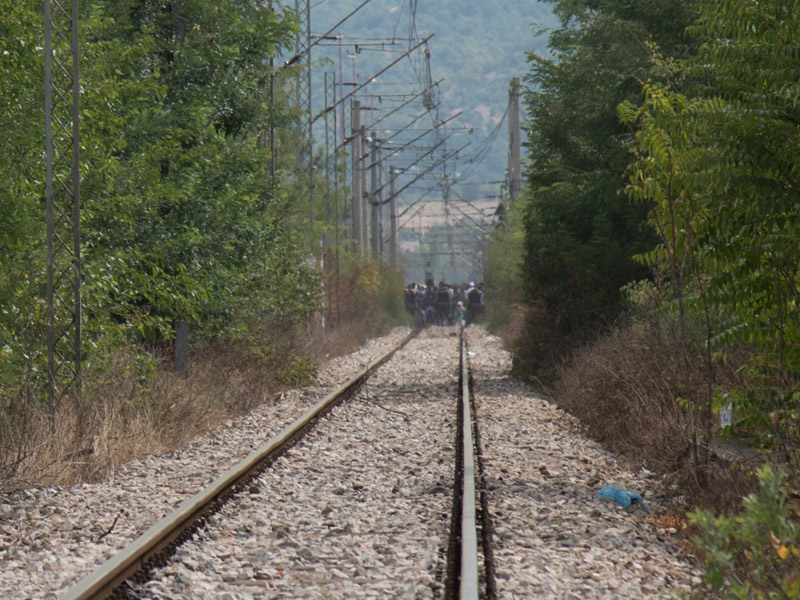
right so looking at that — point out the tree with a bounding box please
[621,0,800,457]
[0,0,320,408]
[0,2,51,395]
[519,0,695,339]
[78,0,316,343]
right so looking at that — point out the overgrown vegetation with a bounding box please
[484,0,800,595]
[519,0,694,343]
[690,466,800,598]
[0,1,405,493]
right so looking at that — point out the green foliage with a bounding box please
[353,259,406,326]
[689,466,800,598]
[376,266,407,325]
[684,0,800,390]
[0,1,48,394]
[328,251,407,330]
[519,0,694,335]
[618,4,800,586]
[79,0,304,342]
[0,0,323,412]
[620,278,659,309]
[277,355,318,388]
[620,0,800,452]
[483,201,526,330]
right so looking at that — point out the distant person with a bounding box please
[457,282,469,305]
[415,304,426,329]
[424,304,436,327]
[423,279,436,311]
[435,281,450,325]
[404,283,418,316]
[466,282,482,325]
[453,301,466,326]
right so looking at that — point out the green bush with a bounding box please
[278,355,318,388]
[690,465,800,599]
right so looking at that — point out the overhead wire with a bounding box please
[312,0,503,254]
[450,104,509,184]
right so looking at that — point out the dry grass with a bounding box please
[492,297,757,509]
[0,311,403,494]
[553,319,694,473]
[550,315,758,509]
[0,258,409,495]
[0,339,280,493]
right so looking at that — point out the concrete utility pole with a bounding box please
[324,71,337,226]
[351,101,363,253]
[370,136,381,260]
[508,77,522,203]
[389,166,398,266]
[360,124,368,255]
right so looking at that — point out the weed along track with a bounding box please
[4,327,700,599]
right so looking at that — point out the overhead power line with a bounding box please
[367,110,462,170]
[370,79,443,129]
[394,142,470,211]
[285,0,376,68]
[313,34,434,124]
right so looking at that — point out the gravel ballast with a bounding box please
[465,327,703,598]
[0,328,410,600]
[1,325,703,599]
[131,327,459,599]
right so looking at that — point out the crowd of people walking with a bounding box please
[404,279,484,328]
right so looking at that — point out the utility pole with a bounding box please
[351,101,363,254]
[360,124,368,255]
[324,71,336,227]
[370,135,381,260]
[389,166,398,266]
[323,71,336,328]
[268,1,276,178]
[338,37,349,245]
[508,77,522,203]
[314,35,434,125]
[44,0,81,431]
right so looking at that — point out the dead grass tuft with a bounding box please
[0,339,276,493]
[549,315,750,507]
[553,319,693,473]
[483,294,761,511]
[0,312,401,494]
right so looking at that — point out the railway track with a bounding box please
[4,326,703,598]
[59,326,495,599]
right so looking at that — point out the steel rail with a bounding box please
[59,332,415,600]
[459,332,480,599]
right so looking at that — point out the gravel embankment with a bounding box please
[1,324,704,599]
[465,327,703,599]
[0,327,410,600]
[131,327,459,599]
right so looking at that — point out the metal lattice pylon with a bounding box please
[44,0,81,426]
[323,71,341,325]
[294,0,313,231]
[323,72,338,227]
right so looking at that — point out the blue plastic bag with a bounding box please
[598,485,643,507]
